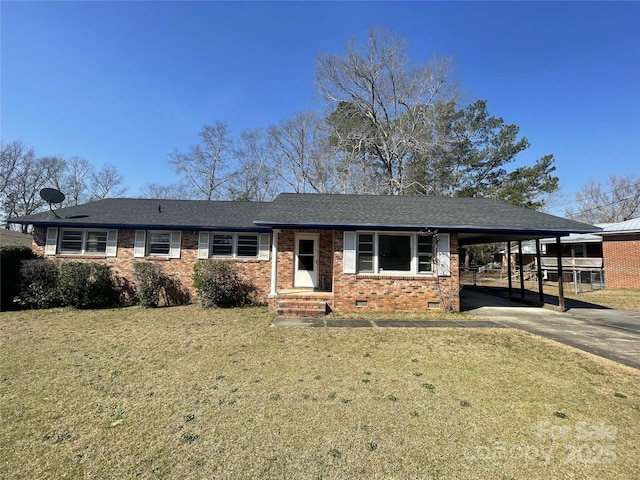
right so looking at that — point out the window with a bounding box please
[297,239,315,271]
[59,229,109,255]
[148,232,171,256]
[379,234,411,272]
[205,232,261,259]
[237,235,258,257]
[134,230,181,258]
[60,230,84,253]
[212,234,233,256]
[351,232,438,275]
[86,231,108,254]
[357,234,374,273]
[417,235,434,273]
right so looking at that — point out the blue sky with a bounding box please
[2,1,639,212]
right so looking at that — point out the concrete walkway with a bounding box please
[272,288,640,370]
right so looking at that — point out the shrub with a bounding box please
[133,262,190,308]
[133,262,163,307]
[57,262,118,309]
[17,258,60,309]
[192,260,256,308]
[162,275,190,307]
[112,275,137,307]
[1,245,38,311]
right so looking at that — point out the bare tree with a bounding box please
[139,182,192,200]
[62,156,93,206]
[2,155,66,231]
[88,164,127,200]
[1,141,129,229]
[170,122,235,200]
[268,111,337,194]
[228,128,281,201]
[566,174,640,223]
[1,141,30,197]
[316,28,458,194]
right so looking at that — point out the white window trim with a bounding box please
[349,231,441,277]
[377,232,413,275]
[147,231,172,257]
[135,230,181,258]
[54,227,117,257]
[199,232,269,260]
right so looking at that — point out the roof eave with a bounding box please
[596,229,640,236]
[253,220,601,236]
[8,218,270,233]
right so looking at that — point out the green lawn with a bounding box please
[1,305,638,479]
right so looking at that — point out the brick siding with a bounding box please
[275,230,334,292]
[32,227,272,303]
[32,226,462,311]
[272,229,460,312]
[602,234,640,289]
[332,231,460,312]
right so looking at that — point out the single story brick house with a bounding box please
[10,193,598,313]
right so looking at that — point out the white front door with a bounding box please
[294,234,318,288]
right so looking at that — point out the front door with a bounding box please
[294,234,318,288]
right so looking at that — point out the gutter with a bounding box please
[252,220,602,236]
[7,219,271,233]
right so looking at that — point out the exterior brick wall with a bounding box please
[270,229,460,312]
[602,234,640,289]
[275,230,293,291]
[275,230,334,292]
[32,225,462,311]
[331,231,460,312]
[32,227,272,303]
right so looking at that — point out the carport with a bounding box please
[457,228,600,312]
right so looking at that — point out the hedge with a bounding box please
[0,245,37,311]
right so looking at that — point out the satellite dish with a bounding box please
[40,188,66,205]
[40,188,65,218]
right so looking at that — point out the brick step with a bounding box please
[277,300,328,318]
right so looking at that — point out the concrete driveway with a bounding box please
[461,288,640,370]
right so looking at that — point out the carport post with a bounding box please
[556,236,565,312]
[506,241,513,299]
[518,240,525,300]
[535,239,544,305]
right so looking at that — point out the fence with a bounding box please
[461,263,606,295]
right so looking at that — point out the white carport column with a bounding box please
[269,229,279,298]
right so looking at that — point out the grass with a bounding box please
[1,305,639,479]
[562,287,640,311]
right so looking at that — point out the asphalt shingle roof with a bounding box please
[9,194,600,244]
[9,198,271,231]
[255,193,598,233]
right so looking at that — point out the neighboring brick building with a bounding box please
[598,218,640,289]
[10,193,598,313]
